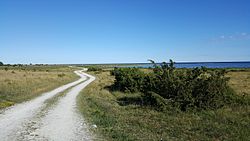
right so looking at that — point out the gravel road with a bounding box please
[0,70,95,141]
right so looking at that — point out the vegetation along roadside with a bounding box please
[0,65,79,109]
[78,60,250,141]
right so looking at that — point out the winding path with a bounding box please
[0,70,95,141]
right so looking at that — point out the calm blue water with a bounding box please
[118,62,250,68]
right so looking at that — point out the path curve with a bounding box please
[0,70,95,141]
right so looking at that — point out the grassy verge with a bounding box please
[78,70,250,141]
[227,70,250,96]
[0,66,79,109]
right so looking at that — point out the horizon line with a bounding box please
[2,60,250,65]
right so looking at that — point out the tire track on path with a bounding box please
[0,70,93,141]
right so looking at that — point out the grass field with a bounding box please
[78,70,250,141]
[227,71,250,96]
[0,66,79,109]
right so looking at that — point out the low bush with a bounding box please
[143,91,171,111]
[87,66,102,72]
[58,73,66,77]
[111,60,239,111]
[112,68,145,92]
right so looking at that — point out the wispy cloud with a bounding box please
[210,32,250,42]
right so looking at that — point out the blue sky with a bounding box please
[1,0,250,64]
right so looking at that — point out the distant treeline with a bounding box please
[0,62,51,67]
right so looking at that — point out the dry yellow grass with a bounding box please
[0,67,78,109]
[227,71,250,95]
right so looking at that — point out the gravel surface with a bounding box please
[0,71,95,141]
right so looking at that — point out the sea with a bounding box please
[116,62,250,69]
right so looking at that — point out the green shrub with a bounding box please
[111,60,238,111]
[111,68,145,92]
[87,66,102,72]
[58,73,66,77]
[143,91,171,111]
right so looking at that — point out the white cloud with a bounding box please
[241,32,247,36]
[212,32,250,42]
[220,35,225,39]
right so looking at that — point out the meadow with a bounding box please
[0,66,79,109]
[78,69,250,141]
[227,71,250,96]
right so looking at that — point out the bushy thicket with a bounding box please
[111,60,236,110]
[111,67,145,92]
[87,66,102,72]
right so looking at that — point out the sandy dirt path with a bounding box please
[0,71,95,141]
